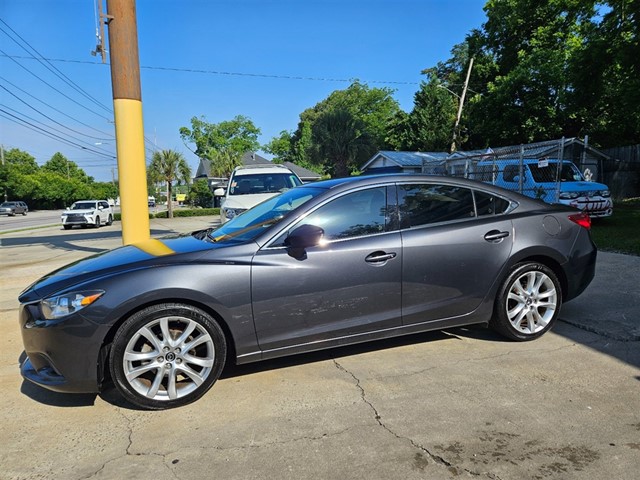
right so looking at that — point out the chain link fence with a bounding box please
[427,138,613,216]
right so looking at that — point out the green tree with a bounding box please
[401,75,458,151]
[179,115,261,177]
[263,130,294,163]
[42,152,91,182]
[311,107,375,177]
[289,81,401,173]
[1,149,39,202]
[148,150,192,218]
[188,178,213,208]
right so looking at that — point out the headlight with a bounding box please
[41,290,104,319]
[600,190,610,198]
[559,192,579,200]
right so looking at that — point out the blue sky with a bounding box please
[0,0,488,182]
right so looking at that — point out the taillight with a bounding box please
[569,212,591,230]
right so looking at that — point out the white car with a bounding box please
[61,200,114,230]
[215,164,302,223]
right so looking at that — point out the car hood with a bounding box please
[559,181,609,193]
[19,234,220,301]
[63,208,98,214]
[223,193,278,210]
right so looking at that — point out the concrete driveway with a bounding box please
[1,218,638,480]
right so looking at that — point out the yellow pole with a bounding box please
[107,0,150,244]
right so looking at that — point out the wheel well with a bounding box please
[517,255,568,300]
[97,299,238,388]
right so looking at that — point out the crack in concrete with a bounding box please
[332,359,504,479]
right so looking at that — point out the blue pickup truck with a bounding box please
[474,159,613,217]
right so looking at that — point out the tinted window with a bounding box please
[398,184,474,228]
[290,187,388,242]
[503,165,520,182]
[474,191,511,216]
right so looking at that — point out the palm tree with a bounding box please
[148,149,191,218]
[311,107,373,177]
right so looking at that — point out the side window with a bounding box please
[503,165,520,182]
[398,184,474,228]
[303,187,388,241]
[272,187,388,246]
[474,191,511,216]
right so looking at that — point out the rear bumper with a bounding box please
[564,230,598,302]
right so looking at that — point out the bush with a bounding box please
[113,208,219,222]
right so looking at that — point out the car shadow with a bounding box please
[98,326,497,410]
[19,326,502,410]
[1,228,175,254]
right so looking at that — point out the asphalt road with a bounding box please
[1,218,638,480]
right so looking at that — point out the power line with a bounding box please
[0,19,113,114]
[0,108,116,158]
[0,84,115,141]
[0,75,115,139]
[0,49,113,122]
[0,53,421,86]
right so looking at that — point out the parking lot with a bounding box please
[1,217,639,480]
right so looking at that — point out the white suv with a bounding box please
[215,164,302,223]
[61,200,114,230]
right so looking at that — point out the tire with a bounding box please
[490,262,562,341]
[22,211,27,216]
[109,303,227,410]
[106,214,113,226]
[94,216,101,228]
[63,225,72,230]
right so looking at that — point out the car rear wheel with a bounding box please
[106,214,113,226]
[490,262,562,341]
[63,225,72,230]
[109,303,227,410]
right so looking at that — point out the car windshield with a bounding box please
[529,163,583,183]
[71,202,97,210]
[229,173,302,195]
[1,202,16,207]
[208,186,324,244]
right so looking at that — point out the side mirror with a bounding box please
[284,224,324,260]
[214,188,225,197]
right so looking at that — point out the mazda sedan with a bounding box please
[18,175,596,409]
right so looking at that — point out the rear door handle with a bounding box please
[365,251,397,263]
[484,230,510,242]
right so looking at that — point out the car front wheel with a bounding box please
[109,303,227,410]
[94,216,101,228]
[490,262,562,341]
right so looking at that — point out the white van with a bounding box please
[215,164,302,223]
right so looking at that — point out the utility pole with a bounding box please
[106,0,150,244]
[450,57,474,153]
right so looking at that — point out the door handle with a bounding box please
[484,230,510,242]
[365,251,397,263]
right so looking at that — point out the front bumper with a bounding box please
[19,302,108,393]
[561,198,613,218]
[61,214,93,226]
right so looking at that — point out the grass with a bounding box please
[591,200,640,256]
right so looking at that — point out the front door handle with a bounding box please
[484,230,510,243]
[365,251,397,263]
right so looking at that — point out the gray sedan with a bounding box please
[18,175,596,409]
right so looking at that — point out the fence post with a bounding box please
[556,137,565,203]
[518,145,524,194]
